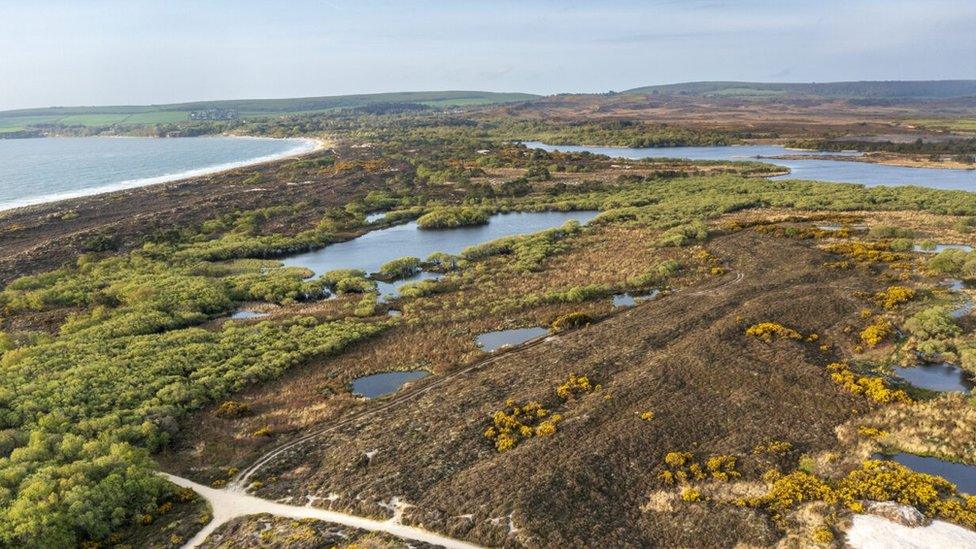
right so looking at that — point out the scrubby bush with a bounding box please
[545,284,612,304]
[461,220,582,272]
[353,293,377,317]
[416,207,489,229]
[904,307,961,359]
[550,312,593,332]
[215,400,251,418]
[627,260,681,288]
[889,238,914,252]
[929,249,976,279]
[378,256,421,279]
[869,225,916,239]
[655,220,708,247]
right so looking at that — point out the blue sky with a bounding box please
[1,0,974,110]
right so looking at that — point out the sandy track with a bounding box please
[162,473,483,549]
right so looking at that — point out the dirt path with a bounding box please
[161,473,484,548]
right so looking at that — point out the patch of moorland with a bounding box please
[9,162,976,545]
[213,231,887,547]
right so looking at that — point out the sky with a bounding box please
[1,0,975,111]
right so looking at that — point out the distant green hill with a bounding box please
[0,91,538,133]
[624,80,976,100]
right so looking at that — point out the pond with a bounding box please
[281,210,598,277]
[522,142,976,191]
[892,363,974,393]
[365,212,388,223]
[351,370,429,399]
[612,290,660,307]
[913,243,973,254]
[230,309,269,320]
[879,453,976,495]
[816,223,866,232]
[476,327,548,352]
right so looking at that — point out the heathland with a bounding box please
[2,84,976,547]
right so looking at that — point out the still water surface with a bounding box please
[282,211,597,277]
[523,142,976,190]
[0,136,315,210]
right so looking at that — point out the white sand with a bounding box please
[847,513,976,549]
[161,473,484,549]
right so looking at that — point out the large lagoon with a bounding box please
[523,142,976,191]
[0,136,317,211]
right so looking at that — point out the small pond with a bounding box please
[281,210,598,277]
[365,212,388,223]
[941,279,974,318]
[913,243,973,254]
[612,290,660,307]
[893,363,974,393]
[230,309,269,320]
[476,327,548,352]
[351,370,428,399]
[879,453,976,495]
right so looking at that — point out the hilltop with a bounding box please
[624,80,976,100]
[0,90,538,134]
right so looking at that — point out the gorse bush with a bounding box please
[875,286,917,309]
[745,322,802,342]
[659,451,741,484]
[745,460,976,530]
[860,317,894,347]
[483,400,561,452]
[825,362,910,404]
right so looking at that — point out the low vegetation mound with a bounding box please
[416,207,489,229]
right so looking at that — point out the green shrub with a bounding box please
[655,220,708,247]
[889,238,914,252]
[627,260,681,288]
[398,279,444,298]
[416,206,489,229]
[869,225,916,239]
[545,284,612,304]
[379,256,422,279]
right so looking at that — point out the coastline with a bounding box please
[0,135,328,213]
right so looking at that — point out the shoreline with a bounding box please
[0,135,328,213]
[762,152,976,172]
